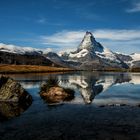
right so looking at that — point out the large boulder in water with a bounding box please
[40,79,74,104]
[0,76,32,102]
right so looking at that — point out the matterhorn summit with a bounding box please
[79,31,96,50]
[78,31,103,53]
[45,31,129,70]
[69,31,118,62]
[65,31,129,70]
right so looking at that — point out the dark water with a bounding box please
[0,72,140,140]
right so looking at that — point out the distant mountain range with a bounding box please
[1,31,140,70]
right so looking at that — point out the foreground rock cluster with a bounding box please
[0,76,74,104]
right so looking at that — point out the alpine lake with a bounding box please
[0,71,140,140]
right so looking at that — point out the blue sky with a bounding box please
[0,0,140,54]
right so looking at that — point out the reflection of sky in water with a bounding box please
[9,72,140,106]
[94,84,140,106]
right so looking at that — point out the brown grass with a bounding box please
[0,64,74,74]
[98,68,128,72]
[1,64,139,73]
[129,68,140,72]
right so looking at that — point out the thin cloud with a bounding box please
[40,29,140,54]
[36,18,65,26]
[41,31,85,52]
[94,29,140,40]
[37,17,47,24]
[126,2,140,13]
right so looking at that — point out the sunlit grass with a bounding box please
[0,64,73,73]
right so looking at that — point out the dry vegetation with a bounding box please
[129,68,140,72]
[1,64,139,73]
[100,68,128,72]
[0,64,74,74]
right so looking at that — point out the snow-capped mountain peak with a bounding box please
[69,49,89,58]
[79,31,103,52]
[79,31,94,49]
[68,31,122,64]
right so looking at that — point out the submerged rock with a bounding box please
[40,80,74,104]
[0,76,32,102]
[0,101,32,121]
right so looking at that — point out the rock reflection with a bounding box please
[0,100,32,121]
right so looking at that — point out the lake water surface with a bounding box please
[0,72,140,140]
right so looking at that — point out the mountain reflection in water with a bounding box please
[58,72,132,105]
[10,72,139,106]
[1,72,140,140]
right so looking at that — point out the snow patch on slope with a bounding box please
[69,49,89,58]
[0,43,42,55]
[0,43,52,55]
[123,53,140,66]
[96,47,121,63]
[130,53,140,61]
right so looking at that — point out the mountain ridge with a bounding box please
[1,31,140,70]
[48,31,129,70]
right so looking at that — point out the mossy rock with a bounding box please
[0,76,32,102]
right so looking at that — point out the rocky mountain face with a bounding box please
[0,43,59,66]
[115,53,140,69]
[44,52,82,68]
[46,31,129,70]
[0,51,58,66]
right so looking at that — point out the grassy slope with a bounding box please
[0,64,74,73]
